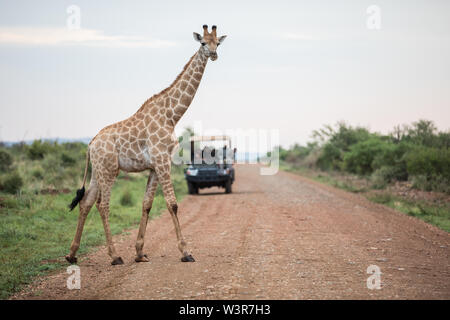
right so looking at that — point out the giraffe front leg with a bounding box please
[156,166,195,262]
[135,171,158,262]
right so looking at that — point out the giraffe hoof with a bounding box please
[181,255,195,262]
[135,254,149,263]
[111,257,124,265]
[65,255,77,264]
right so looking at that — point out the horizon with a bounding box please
[0,117,446,148]
[1,0,449,152]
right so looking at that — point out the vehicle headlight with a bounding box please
[218,168,230,175]
[186,168,198,176]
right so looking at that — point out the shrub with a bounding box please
[61,153,76,167]
[1,172,23,194]
[27,140,51,160]
[317,143,342,170]
[371,166,396,189]
[405,147,450,181]
[404,119,438,147]
[302,149,321,169]
[62,142,85,151]
[404,146,450,193]
[318,122,371,152]
[31,167,44,180]
[436,132,450,149]
[41,153,65,188]
[313,123,372,171]
[343,137,393,175]
[120,190,134,206]
[372,142,409,181]
[279,120,449,190]
[10,142,27,155]
[410,174,450,194]
[0,149,13,172]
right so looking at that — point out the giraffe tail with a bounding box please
[68,149,90,211]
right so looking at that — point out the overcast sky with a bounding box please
[0,0,449,151]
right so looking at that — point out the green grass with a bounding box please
[0,167,187,300]
[280,161,450,233]
[367,193,450,232]
[283,163,368,193]
[314,174,367,193]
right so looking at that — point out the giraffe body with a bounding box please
[66,26,226,265]
[90,50,206,177]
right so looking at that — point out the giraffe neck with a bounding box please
[139,48,208,128]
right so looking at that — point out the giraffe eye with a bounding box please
[201,42,206,46]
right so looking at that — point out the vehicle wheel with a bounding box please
[187,182,197,195]
[225,180,232,194]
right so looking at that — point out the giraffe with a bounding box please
[66,25,226,265]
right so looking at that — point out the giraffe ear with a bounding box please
[218,35,227,44]
[193,32,203,43]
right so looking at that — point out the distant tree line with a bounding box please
[271,120,450,193]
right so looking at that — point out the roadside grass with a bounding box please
[281,163,368,193]
[314,174,368,193]
[281,162,450,233]
[0,166,187,300]
[367,193,450,232]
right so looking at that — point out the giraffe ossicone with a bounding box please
[66,25,227,266]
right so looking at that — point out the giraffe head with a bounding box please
[193,25,226,61]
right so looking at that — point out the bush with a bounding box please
[62,142,85,151]
[31,167,44,180]
[403,119,438,147]
[372,142,409,181]
[0,149,13,172]
[302,149,321,169]
[317,143,342,170]
[371,166,396,189]
[343,137,393,175]
[61,153,76,167]
[320,122,371,152]
[120,190,134,206]
[314,123,372,171]
[403,146,450,193]
[1,172,23,194]
[41,153,65,188]
[410,174,450,194]
[27,140,52,160]
[278,120,449,192]
[405,147,450,180]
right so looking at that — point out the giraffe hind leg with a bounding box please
[96,176,123,265]
[135,171,158,262]
[66,176,99,264]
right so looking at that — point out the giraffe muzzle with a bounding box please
[210,52,218,61]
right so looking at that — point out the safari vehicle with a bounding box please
[184,135,236,194]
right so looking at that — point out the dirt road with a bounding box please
[13,165,450,299]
